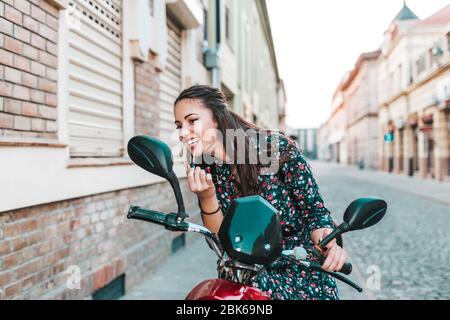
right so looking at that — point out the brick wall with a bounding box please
[134,51,161,137]
[0,0,205,300]
[0,0,59,140]
[0,179,200,299]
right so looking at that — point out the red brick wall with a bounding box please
[0,179,200,299]
[0,0,59,139]
[134,52,161,137]
[0,0,203,300]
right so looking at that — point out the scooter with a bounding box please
[126,135,387,300]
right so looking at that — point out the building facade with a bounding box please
[378,4,450,181]
[319,74,349,164]
[344,51,380,169]
[319,3,450,182]
[0,0,283,299]
[286,127,318,160]
[215,0,286,129]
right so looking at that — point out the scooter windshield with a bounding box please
[218,195,283,266]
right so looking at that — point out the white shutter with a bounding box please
[67,0,123,157]
[159,17,182,148]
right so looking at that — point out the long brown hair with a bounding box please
[174,85,295,196]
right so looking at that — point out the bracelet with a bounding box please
[200,204,221,215]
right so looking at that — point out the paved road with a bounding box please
[122,161,450,300]
[312,161,450,300]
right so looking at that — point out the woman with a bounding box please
[173,85,347,300]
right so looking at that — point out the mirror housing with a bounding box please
[343,197,387,231]
[127,135,188,220]
[127,135,174,179]
[318,196,387,251]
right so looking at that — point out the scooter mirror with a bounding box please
[343,197,387,231]
[127,135,187,219]
[127,135,174,180]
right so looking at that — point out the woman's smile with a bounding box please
[186,137,200,150]
[184,136,204,157]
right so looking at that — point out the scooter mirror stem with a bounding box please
[319,222,350,249]
[167,171,189,221]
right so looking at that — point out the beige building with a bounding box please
[378,4,450,181]
[319,3,450,182]
[214,0,286,129]
[319,74,349,164]
[317,120,330,161]
[344,51,381,169]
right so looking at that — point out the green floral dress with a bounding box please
[202,133,339,300]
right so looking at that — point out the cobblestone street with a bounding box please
[123,161,450,300]
[313,161,450,300]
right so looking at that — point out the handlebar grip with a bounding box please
[313,245,353,275]
[127,205,189,232]
[127,205,167,226]
[340,262,352,275]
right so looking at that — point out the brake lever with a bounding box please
[282,255,363,292]
[306,260,363,292]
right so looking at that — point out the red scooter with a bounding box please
[126,135,387,300]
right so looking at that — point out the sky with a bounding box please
[266,0,450,129]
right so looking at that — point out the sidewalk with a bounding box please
[121,237,217,300]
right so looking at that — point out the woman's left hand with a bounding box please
[311,228,347,272]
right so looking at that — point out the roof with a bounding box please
[341,50,381,91]
[392,2,419,22]
[416,4,450,27]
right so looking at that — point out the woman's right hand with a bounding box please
[186,164,216,201]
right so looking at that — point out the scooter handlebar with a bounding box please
[127,205,189,231]
[340,262,352,275]
[285,246,353,275]
[127,205,223,258]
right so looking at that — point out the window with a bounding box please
[416,54,426,75]
[225,5,233,50]
[447,31,450,51]
[397,64,402,91]
[252,113,258,124]
[221,84,234,111]
[225,7,231,40]
[198,8,208,64]
[148,0,154,17]
[203,8,208,42]
[389,72,394,97]
[428,48,435,69]
[67,0,124,158]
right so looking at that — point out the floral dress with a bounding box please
[201,133,339,300]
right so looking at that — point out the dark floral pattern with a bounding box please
[202,133,339,300]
